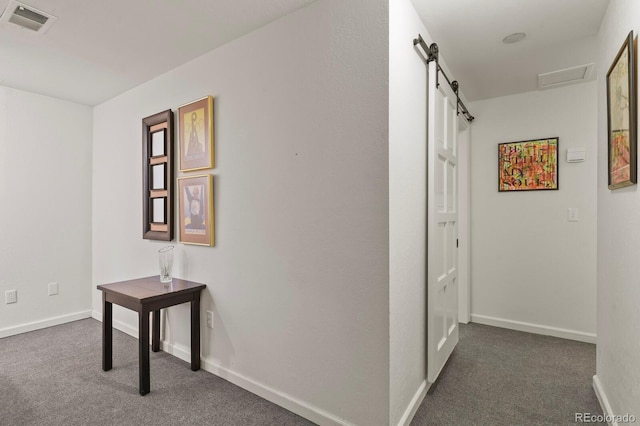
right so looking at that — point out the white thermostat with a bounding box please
[567,148,586,163]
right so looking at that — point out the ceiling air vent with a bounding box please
[538,63,595,90]
[0,1,57,33]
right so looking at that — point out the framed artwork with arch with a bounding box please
[178,96,214,172]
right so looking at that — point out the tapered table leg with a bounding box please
[152,310,161,352]
[190,295,201,371]
[102,293,112,371]
[139,310,150,395]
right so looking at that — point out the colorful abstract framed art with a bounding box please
[498,137,559,192]
[606,30,637,190]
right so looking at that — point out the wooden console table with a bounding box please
[97,276,206,395]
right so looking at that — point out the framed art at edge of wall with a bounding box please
[178,174,214,247]
[606,30,637,190]
[498,137,559,192]
[178,96,214,172]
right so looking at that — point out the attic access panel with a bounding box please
[0,1,57,33]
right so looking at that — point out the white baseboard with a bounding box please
[92,311,354,426]
[0,310,92,339]
[593,375,617,426]
[91,310,138,338]
[470,314,596,344]
[396,380,430,426]
[169,342,355,426]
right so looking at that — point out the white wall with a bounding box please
[389,1,428,423]
[469,82,598,342]
[0,87,93,337]
[389,0,470,423]
[92,1,390,425]
[594,0,640,419]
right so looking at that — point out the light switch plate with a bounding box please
[567,208,579,222]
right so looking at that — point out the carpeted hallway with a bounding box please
[411,323,605,426]
[0,319,603,425]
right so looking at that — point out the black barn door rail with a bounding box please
[413,34,475,122]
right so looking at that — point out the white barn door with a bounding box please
[427,60,459,383]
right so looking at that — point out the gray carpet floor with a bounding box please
[0,319,604,425]
[411,323,605,426]
[0,319,313,426]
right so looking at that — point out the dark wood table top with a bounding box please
[97,276,206,303]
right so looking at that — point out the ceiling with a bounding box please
[0,0,315,105]
[411,0,610,101]
[0,0,611,106]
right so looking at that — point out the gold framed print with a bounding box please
[179,96,214,172]
[178,174,214,246]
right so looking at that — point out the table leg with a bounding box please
[190,295,201,371]
[139,310,150,395]
[152,310,161,352]
[102,293,112,371]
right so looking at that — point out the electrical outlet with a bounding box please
[206,311,214,329]
[48,282,59,296]
[5,290,17,304]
